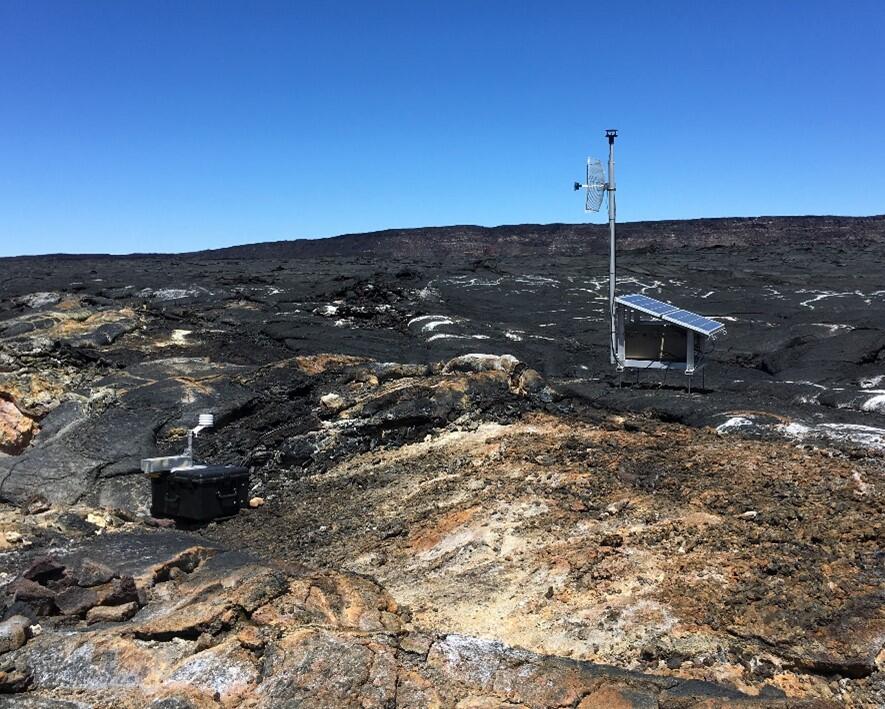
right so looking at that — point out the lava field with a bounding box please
[0,216,881,707]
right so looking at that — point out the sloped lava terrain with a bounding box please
[0,216,881,707]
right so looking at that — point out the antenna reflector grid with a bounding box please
[584,158,606,212]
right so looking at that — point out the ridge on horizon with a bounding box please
[3,214,884,261]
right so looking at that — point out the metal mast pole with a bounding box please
[606,129,617,364]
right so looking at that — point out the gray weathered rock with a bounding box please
[12,292,62,309]
[0,615,30,654]
[54,587,98,616]
[69,558,115,587]
[443,353,520,374]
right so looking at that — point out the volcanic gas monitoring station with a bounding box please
[575,130,726,391]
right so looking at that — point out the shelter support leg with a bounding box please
[615,305,625,367]
[686,331,695,394]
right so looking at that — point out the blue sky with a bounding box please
[1,1,883,256]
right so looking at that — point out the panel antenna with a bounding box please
[574,130,618,365]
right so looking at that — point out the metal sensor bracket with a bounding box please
[141,454,193,476]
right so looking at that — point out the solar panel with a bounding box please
[615,293,725,336]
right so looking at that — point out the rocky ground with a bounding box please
[0,217,882,707]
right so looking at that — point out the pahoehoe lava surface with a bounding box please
[0,216,881,707]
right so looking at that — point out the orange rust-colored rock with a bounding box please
[577,685,658,708]
[0,399,35,454]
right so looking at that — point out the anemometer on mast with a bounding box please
[573,130,726,391]
[574,129,618,364]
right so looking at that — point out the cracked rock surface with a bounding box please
[0,531,822,708]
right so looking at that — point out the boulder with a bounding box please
[8,578,57,616]
[510,367,554,402]
[0,615,30,654]
[319,392,345,412]
[70,558,115,587]
[73,320,136,347]
[0,668,31,693]
[96,576,139,607]
[54,587,99,616]
[85,602,139,625]
[443,353,520,375]
[23,557,66,585]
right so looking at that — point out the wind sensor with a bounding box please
[573,130,726,391]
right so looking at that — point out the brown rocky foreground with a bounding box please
[0,354,879,706]
[0,531,851,708]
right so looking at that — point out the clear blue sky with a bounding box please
[1,1,883,256]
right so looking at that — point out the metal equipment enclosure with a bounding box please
[614,293,726,382]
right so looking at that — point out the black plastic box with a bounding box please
[150,465,250,522]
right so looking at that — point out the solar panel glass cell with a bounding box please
[616,293,677,316]
[664,309,723,334]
